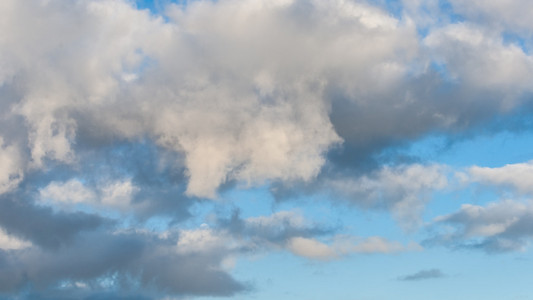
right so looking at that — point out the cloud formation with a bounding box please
[428,200,533,253]
[327,163,448,229]
[287,235,421,260]
[1,0,533,298]
[0,229,248,299]
[468,161,533,195]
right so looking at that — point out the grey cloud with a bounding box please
[398,268,447,281]
[28,139,194,222]
[73,140,193,221]
[326,163,448,229]
[214,209,422,260]
[217,209,335,248]
[0,229,248,299]
[273,163,449,230]
[425,200,533,253]
[0,195,111,249]
[448,0,533,33]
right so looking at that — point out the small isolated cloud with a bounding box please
[398,269,447,281]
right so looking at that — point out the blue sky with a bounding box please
[1,0,533,299]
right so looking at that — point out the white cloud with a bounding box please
[100,180,139,209]
[449,0,533,32]
[328,164,448,229]
[0,0,422,199]
[287,237,336,260]
[424,23,533,101]
[434,200,527,238]
[245,211,307,229]
[0,228,31,250]
[424,22,533,109]
[347,236,422,254]
[39,178,138,211]
[176,227,234,255]
[287,235,421,260]
[430,199,533,252]
[40,179,96,205]
[0,137,23,195]
[468,161,533,195]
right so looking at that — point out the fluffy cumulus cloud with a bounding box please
[5,0,411,198]
[2,0,533,298]
[424,22,533,108]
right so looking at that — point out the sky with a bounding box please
[1,0,533,299]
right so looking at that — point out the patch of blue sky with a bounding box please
[502,31,532,55]
[437,0,464,24]
[428,60,458,83]
[394,129,533,168]
[407,0,466,39]
[118,51,158,83]
[379,124,533,222]
[134,0,197,16]
[220,184,419,256]
[134,0,167,14]
[219,185,275,219]
[367,0,403,19]
[422,182,503,227]
[216,244,533,300]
